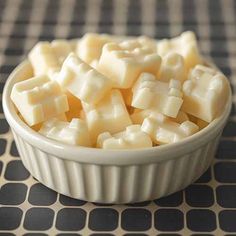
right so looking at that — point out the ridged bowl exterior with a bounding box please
[3,61,232,204]
[12,128,221,203]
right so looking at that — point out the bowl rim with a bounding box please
[3,60,232,165]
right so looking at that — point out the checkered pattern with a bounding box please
[0,0,236,234]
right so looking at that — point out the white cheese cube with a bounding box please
[56,53,112,104]
[169,111,189,123]
[77,33,120,64]
[11,75,69,126]
[17,111,67,132]
[76,33,135,65]
[98,39,161,88]
[132,73,183,118]
[29,42,59,76]
[39,118,91,147]
[182,65,229,122]
[136,35,158,52]
[141,113,199,144]
[82,89,132,144]
[131,109,189,124]
[97,125,152,149]
[158,52,186,83]
[51,40,73,64]
[28,40,73,76]
[131,109,154,124]
[157,31,202,70]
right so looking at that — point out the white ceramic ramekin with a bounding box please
[3,61,232,204]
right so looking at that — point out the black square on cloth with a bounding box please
[89,208,118,231]
[121,208,151,231]
[0,207,23,230]
[24,208,54,230]
[56,208,86,231]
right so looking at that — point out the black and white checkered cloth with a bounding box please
[0,0,236,235]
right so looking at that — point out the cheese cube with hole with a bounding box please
[82,89,132,144]
[98,40,161,88]
[131,109,189,124]
[158,52,186,83]
[56,53,112,104]
[182,65,229,122]
[157,31,202,70]
[141,113,199,144]
[97,125,152,149]
[11,75,69,126]
[39,118,91,146]
[132,73,183,118]
[28,40,73,77]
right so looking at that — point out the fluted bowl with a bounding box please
[3,60,232,203]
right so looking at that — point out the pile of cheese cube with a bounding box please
[11,32,229,149]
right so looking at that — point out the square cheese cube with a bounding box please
[11,75,69,126]
[141,113,199,144]
[97,125,152,149]
[131,109,189,124]
[182,65,229,122]
[132,73,183,118]
[28,40,73,76]
[82,89,132,144]
[157,31,202,70]
[39,118,91,147]
[56,53,112,104]
[158,52,186,83]
[98,39,161,88]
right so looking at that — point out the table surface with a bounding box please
[0,0,236,235]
